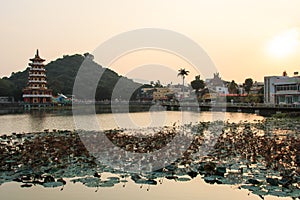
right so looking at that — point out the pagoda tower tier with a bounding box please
[22,50,53,104]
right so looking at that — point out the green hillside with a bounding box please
[0,53,141,101]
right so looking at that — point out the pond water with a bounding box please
[0,176,291,200]
[0,111,264,135]
[0,111,297,200]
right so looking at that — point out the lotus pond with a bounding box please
[0,114,299,200]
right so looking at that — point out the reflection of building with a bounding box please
[22,50,52,104]
[264,73,300,104]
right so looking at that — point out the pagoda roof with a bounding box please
[29,49,45,62]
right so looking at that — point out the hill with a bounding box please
[0,53,142,101]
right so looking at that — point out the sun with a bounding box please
[267,28,300,58]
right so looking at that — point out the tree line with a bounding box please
[0,53,141,102]
[184,69,263,103]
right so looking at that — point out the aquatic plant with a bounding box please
[0,119,299,199]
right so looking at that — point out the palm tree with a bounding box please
[178,68,190,98]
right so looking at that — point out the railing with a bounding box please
[28,80,47,83]
[29,73,46,77]
[161,101,300,108]
[27,86,48,89]
[30,68,46,71]
[22,94,52,98]
[31,62,44,65]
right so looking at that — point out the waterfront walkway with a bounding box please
[1,101,300,116]
[161,102,300,116]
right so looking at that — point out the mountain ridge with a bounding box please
[0,53,142,101]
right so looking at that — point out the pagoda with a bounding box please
[22,50,52,105]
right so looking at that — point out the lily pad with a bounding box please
[107,177,120,184]
[290,189,300,198]
[241,185,261,191]
[177,177,191,182]
[252,189,267,196]
[43,181,64,188]
[204,176,217,184]
[99,181,114,187]
[21,183,32,188]
[268,190,287,197]
[84,181,100,188]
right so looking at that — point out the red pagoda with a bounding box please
[22,50,52,104]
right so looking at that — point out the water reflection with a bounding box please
[0,118,299,199]
[28,111,47,132]
[0,111,264,135]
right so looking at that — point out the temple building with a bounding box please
[22,50,52,104]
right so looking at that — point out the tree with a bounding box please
[282,71,287,76]
[228,80,238,94]
[244,78,253,94]
[0,79,15,96]
[154,80,163,88]
[191,75,205,98]
[177,68,190,97]
[150,81,154,87]
[5,53,142,101]
[83,52,94,60]
[258,86,264,103]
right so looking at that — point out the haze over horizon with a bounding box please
[1,0,300,84]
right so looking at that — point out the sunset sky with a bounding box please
[1,0,300,84]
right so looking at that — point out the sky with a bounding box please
[1,0,300,84]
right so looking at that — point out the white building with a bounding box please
[205,76,228,95]
[168,85,191,99]
[215,86,229,95]
[264,74,300,104]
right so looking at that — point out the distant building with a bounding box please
[264,73,300,104]
[22,50,53,104]
[153,88,173,101]
[205,73,228,96]
[0,96,14,103]
[52,93,72,104]
[249,81,264,95]
[139,88,155,101]
[238,84,245,95]
[215,86,229,95]
[201,88,218,102]
[138,84,192,101]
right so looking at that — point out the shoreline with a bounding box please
[1,102,300,116]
